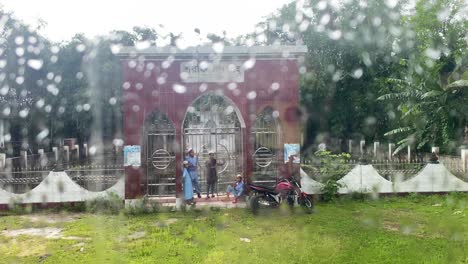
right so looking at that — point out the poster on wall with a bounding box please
[284,144,300,164]
[124,145,141,167]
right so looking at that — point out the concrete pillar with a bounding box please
[0,119,4,149]
[53,147,58,161]
[38,149,45,167]
[373,142,380,157]
[83,143,88,158]
[74,144,79,161]
[360,140,365,154]
[407,145,411,163]
[348,140,352,154]
[64,146,70,163]
[20,150,27,168]
[462,149,468,173]
[0,153,5,170]
[388,143,394,160]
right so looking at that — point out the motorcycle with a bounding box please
[247,177,314,214]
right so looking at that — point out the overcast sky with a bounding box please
[2,0,293,44]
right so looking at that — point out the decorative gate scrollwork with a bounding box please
[183,94,243,194]
[145,111,176,196]
[252,107,280,186]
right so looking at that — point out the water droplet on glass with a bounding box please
[135,83,143,90]
[15,36,24,45]
[320,14,330,25]
[317,1,327,10]
[135,41,151,50]
[247,91,257,100]
[76,44,86,52]
[15,47,25,57]
[425,48,441,60]
[112,139,124,147]
[76,72,84,79]
[132,105,140,112]
[44,105,52,113]
[27,59,43,70]
[19,109,29,118]
[328,30,342,40]
[122,82,131,89]
[199,83,208,92]
[173,83,186,94]
[36,129,49,142]
[16,76,24,85]
[0,86,9,95]
[227,83,237,90]
[89,146,97,155]
[271,82,280,91]
[352,68,363,79]
[36,99,45,108]
[109,97,117,105]
[51,46,60,54]
[2,107,11,116]
[243,58,256,70]
[83,104,91,111]
[385,0,398,8]
[212,42,224,53]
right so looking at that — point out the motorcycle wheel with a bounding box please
[300,196,314,214]
[250,195,275,215]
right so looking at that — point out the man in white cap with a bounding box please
[186,148,201,198]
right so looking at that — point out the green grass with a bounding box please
[0,194,466,263]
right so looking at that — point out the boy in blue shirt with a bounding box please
[226,174,244,203]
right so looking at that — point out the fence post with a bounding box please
[348,140,353,154]
[407,145,411,163]
[38,149,45,167]
[53,147,58,162]
[462,149,468,173]
[83,143,88,158]
[360,140,365,154]
[0,153,5,170]
[74,144,79,164]
[64,146,70,165]
[388,143,394,160]
[20,150,27,168]
[373,142,380,158]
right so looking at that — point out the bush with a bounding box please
[86,192,124,214]
[124,195,160,215]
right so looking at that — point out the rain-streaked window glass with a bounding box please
[0,0,466,263]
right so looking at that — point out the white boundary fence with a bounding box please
[301,163,468,194]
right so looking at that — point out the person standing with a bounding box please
[182,161,195,205]
[205,150,224,199]
[186,148,201,198]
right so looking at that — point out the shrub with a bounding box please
[86,192,124,214]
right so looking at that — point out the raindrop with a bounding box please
[157,77,166,85]
[2,107,11,116]
[109,97,117,105]
[44,105,52,113]
[15,47,25,57]
[247,91,257,100]
[58,106,65,114]
[35,99,45,108]
[272,111,280,118]
[0,86,8,95]
[89,146,97,155]
[227,82,237,90]
[135,41,150,50]
[199,83,208,92]
[111,44,121,54]
[51,46,60,53]
[76,44,86,52]
[332,70,343,82]
[320,14,330,25]
[317,1,327,10]
[75,105,83,112]
[76,72,84,79]
[16,76,24,85]
[384,0,398,8]
[47,72,54,80]
[132,105,140,112]
[425,48,441,60]
[0,60,6,68]
[212,42,224,53]
[4,134,11,142]
[352,68,363,79]
[19,109,29,118]
[328,30,342,40]
[27,36,37,44]
[135,83,143,90]
[372,17,382,27]
[36,129,49,142]
[173,83,186,94]
[113,139,124,147]
[122,82,131,89]
[83,104,91,111]
[180,71,189,80]
[224,105,234,115]
[243,58,256,70]
[199,61,209,70]
[271,82,280,91]
[27,59,43,70]
[14,36,24,45]
[299,20,310,32]
[54,75,62,83]
[50,55,58,63]
[128,60,137,68]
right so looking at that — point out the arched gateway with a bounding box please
[117,45,307,201]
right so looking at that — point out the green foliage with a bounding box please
[85,192,124,214]
[309,150,350,201]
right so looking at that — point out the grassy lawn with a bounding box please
[0,194,466,263]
